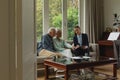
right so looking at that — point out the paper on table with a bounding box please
[82,56,91,59]
[71,57,83,59]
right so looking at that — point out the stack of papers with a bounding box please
[71,57,83,59]
[82,56,91,59]
[70,56,91,59]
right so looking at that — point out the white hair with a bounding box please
[56,28,61,32]
[48,27,56,33]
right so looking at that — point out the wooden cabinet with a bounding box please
[98,40,114,58]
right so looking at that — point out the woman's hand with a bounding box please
[72,45,80,50]
[74,45,80,49]
[71,44,75,50]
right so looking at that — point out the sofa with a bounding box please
[37,43,99,71]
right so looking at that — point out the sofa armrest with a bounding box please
[89,43,99,60]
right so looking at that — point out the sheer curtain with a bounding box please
[84,0,104,43]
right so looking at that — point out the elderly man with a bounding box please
[37,27,63,57]
[38,27,56,53]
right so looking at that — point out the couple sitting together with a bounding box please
[37,26,89,59]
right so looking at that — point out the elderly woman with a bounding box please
[53,29,73,58]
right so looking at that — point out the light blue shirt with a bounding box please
[53,38,72,51]
[77,34,82,46]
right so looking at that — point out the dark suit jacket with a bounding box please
[72,33,89,56]
[73,33,89,47]
[37,34,55,55]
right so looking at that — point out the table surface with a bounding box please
[44,57,117,80]
[45,57,116,68]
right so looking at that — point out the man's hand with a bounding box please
[72,45,80,50]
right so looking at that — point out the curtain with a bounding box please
[85,0,104,43]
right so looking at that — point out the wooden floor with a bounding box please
[37,64,120,80]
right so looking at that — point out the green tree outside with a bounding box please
[36,0,43,41]
[36,0,78,41]
[52,8,78,40]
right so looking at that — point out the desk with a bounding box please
[44,57,117,80]
[98,40,120,68]
[114,40,120,68]
[98,40,114,57]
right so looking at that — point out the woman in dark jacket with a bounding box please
[72,26,89,56]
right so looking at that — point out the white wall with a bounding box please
[104,0,120,28]
[0,0,36,80]
[0,0,10,80]
[22,0,36,80]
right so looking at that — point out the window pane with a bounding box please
[36,0,43,41]
[49,0,62,29]
[67,0,78,40]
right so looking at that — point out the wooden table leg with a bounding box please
[45,65,49,80]
[113,63,117,78]
[90,67,94,72]
[65,70,69,80]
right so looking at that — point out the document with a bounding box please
[107,32,120,41]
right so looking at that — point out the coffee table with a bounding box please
[44,57,117,80]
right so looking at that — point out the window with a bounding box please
[49,0,62,29]
[67,0,79,40]
[36,0,43,41]
[36,0,79,41]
